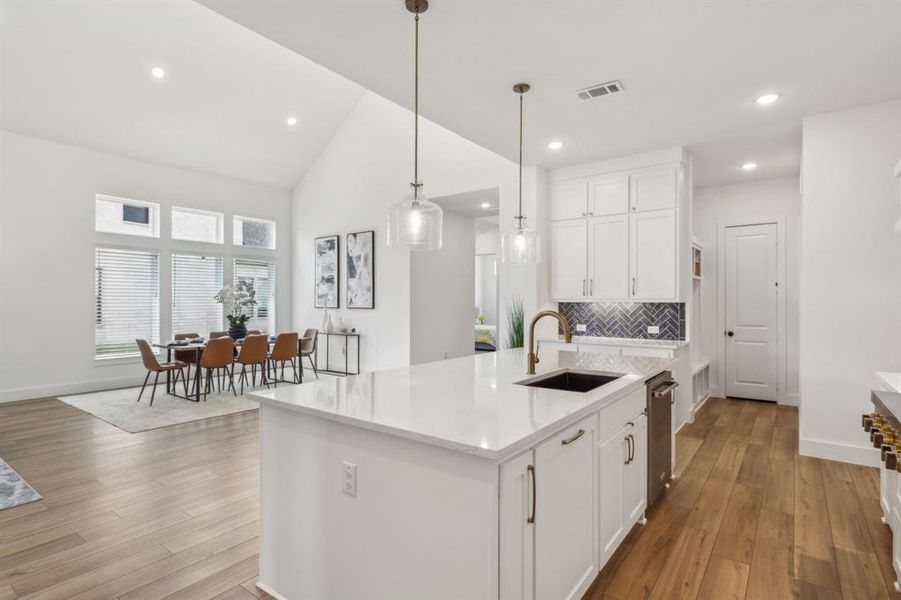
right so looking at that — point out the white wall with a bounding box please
[291,91,528,371]
[411,211,475,364]
[799,99,901,466]
[693,176,801,404]
[0,131,292,402]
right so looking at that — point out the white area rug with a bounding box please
[58,385,273,433]
[0,458,42,510]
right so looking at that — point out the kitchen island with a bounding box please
[250,348,672,600]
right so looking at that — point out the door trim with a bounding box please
[716,217,787,404]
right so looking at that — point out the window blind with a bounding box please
[172,254,224,338]
[234,257,276,333]
[94,247,160,358]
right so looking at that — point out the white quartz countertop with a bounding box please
[877,372,901,394]
[543,335,688,350]
[250,349,672,461]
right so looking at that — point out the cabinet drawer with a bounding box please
[620,347,673,359]
[599,387,645,442]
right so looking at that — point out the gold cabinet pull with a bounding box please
[561,429,586,446]
[628,434,635,463]
[527,464,536,524]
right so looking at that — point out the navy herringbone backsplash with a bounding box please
[558,302,685,340]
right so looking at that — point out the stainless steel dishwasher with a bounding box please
[646,370,678,508]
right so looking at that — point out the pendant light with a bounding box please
[387,0,443,251]
[501,83,540,264]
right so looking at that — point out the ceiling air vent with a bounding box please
[576,80,624,101]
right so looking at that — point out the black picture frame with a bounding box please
[314,235,340,308]
[345,230,375,309]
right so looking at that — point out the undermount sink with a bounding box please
[516,369,624,393]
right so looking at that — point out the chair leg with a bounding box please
[306,355,319,379]
[239,365,246,395]
[291,358,299,383]
[149,371,160,407]
[181,368,189,398]
[137,371,151,402]
[204,369,211,401]
[228,365,237,397]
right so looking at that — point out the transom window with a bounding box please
[95,195,160,238]
[172,207,224,244]
[233,216,276,250]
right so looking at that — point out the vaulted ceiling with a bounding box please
[201,0,901,187]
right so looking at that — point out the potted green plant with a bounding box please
[214,281,257,340]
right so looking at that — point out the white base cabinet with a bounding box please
[500,391,648,600]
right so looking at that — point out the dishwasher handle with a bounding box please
[653,381,679,400]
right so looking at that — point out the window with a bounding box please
[172,254,224,337]
[94,247,160,358]
[234,257,276,332]
[172,207,224,244]
[233,216,276,250]
[95,195,160,238]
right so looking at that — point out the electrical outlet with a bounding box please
[342,461,356,497]
[575,324,587,333]
[647,325,660,334]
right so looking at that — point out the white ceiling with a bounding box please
[0,0,365,190]
[434,188,500,218]
[200,0,901,187]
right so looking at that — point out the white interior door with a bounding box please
[725,223,778,401]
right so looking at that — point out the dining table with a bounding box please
[152,336,312,402]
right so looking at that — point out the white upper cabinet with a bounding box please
[551,220,588,299]
[629,166,677,212]
[588,215,629,300]
[549,180,589,220]
[630,208,676,300]
[588,174,629,216]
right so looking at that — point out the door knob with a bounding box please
[727,331,734,337]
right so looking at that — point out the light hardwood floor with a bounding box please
[589,397,897,600]
[0,395,894,599]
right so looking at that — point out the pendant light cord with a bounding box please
[517,91,523,230]
[412,13,420,196]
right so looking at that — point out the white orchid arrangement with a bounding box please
[214,281,257,326]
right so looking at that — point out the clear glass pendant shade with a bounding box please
[387,183,443,251]
[501,226,540,264]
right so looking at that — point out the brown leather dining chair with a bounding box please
[209,331,228,339]
[268,332,299,386]
[200,336,236,400]
[300,328,319,379]
[173,332,200,393]
[235,334,269,395]
[136,339,188,406]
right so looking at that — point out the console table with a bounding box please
[316,332,361,377]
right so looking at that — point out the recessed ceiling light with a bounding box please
[286,116,298,127]
[480,202,491,209]
[741,162,758,171]
[150,67,165,79]
[547,141,564,150]
[755,93,779,105]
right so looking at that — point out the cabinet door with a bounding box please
[623,414,647,526]
[588,215,629,300]
[550,180,588,221]
[630,209,676,300]
[588,174,629,216]
[598,425,628,567]
[629,166,677,212]
[499,451,534,600]
[534,415,597,600]
[551,219,588,300]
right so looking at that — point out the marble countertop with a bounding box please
[250,349,672,461]
[877,372,901,394]
[542,335,688,350]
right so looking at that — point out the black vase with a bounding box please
[228,324,247,340]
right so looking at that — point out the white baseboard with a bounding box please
[799,436,880,468]
[781,392,800,407]
[0,375,147,403]
[692,394,711,419]
[255,581,288,600]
